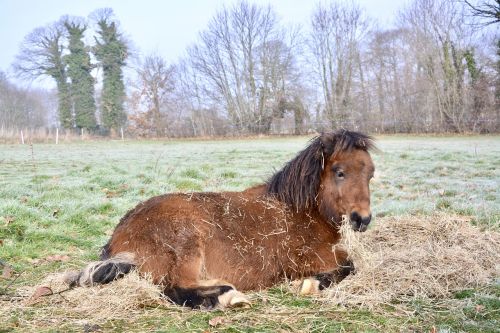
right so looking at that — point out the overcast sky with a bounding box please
[0,0,403,88]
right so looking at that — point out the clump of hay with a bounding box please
[12,270,168,322]
[325,214,500,308]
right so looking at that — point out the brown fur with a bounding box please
[102,130,375,292]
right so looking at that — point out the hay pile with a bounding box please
[326,213,500,308]
[9,271,167,322]
[5,213,499,323]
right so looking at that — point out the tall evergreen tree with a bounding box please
[496,39,500,129]
[93,9,128,132]
[64,19,97,130]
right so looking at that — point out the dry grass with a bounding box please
[3,213,498,331]
[3,271,167,323]
[326,213,500,308]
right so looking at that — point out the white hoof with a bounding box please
[299,278,320,295]
[218,289,251,308]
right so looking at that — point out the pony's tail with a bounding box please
[64,252,136,287]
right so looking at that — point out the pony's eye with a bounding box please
[336,171,345,179]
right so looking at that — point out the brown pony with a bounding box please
[68,130,375,309]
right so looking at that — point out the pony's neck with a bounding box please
[243,184,268,196]
[241,184,339,232]
[248,184,336,222]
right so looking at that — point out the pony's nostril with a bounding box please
[350,212,362,223]
[350,212,370,223]
[350,212,371,232]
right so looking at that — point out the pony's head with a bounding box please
[267,130,375,231]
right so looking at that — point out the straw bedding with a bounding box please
[325,213,500,308]
[7,271,166,322]
[6,213,499,320]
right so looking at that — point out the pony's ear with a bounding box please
[318,133,335,158]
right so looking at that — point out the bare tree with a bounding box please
[399,0,482,132]
[0,72,52,129]
[174,58,225,136]
[187,1,301,134]
[13,20,72,128]
[309,1,370,129]
[464,0,500,25]
[257,27,307,134]
[363,28,435,133]
[129,54,176,136]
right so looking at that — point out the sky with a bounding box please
[0,0,402,88]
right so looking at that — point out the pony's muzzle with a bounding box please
[350,212,371,232]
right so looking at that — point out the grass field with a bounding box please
[0,135,499,332]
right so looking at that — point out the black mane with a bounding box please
[266,130,375,211]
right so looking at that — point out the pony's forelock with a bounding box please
[266,130,374,211]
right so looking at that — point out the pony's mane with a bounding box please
[266,130,375,211]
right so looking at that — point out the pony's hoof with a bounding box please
[299,278,320,295]
[218,290,251,308]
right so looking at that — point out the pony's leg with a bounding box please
[164,281,251,309]
[299,260,354,295]
[315,260,355,289]
[160,252,251,309]
[299,247,355,295]
[66,252,136,287]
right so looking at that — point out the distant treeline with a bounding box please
[1,0,499,136]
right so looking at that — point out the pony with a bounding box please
[68,130,376,309]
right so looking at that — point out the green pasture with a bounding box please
[0,135,499,332]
